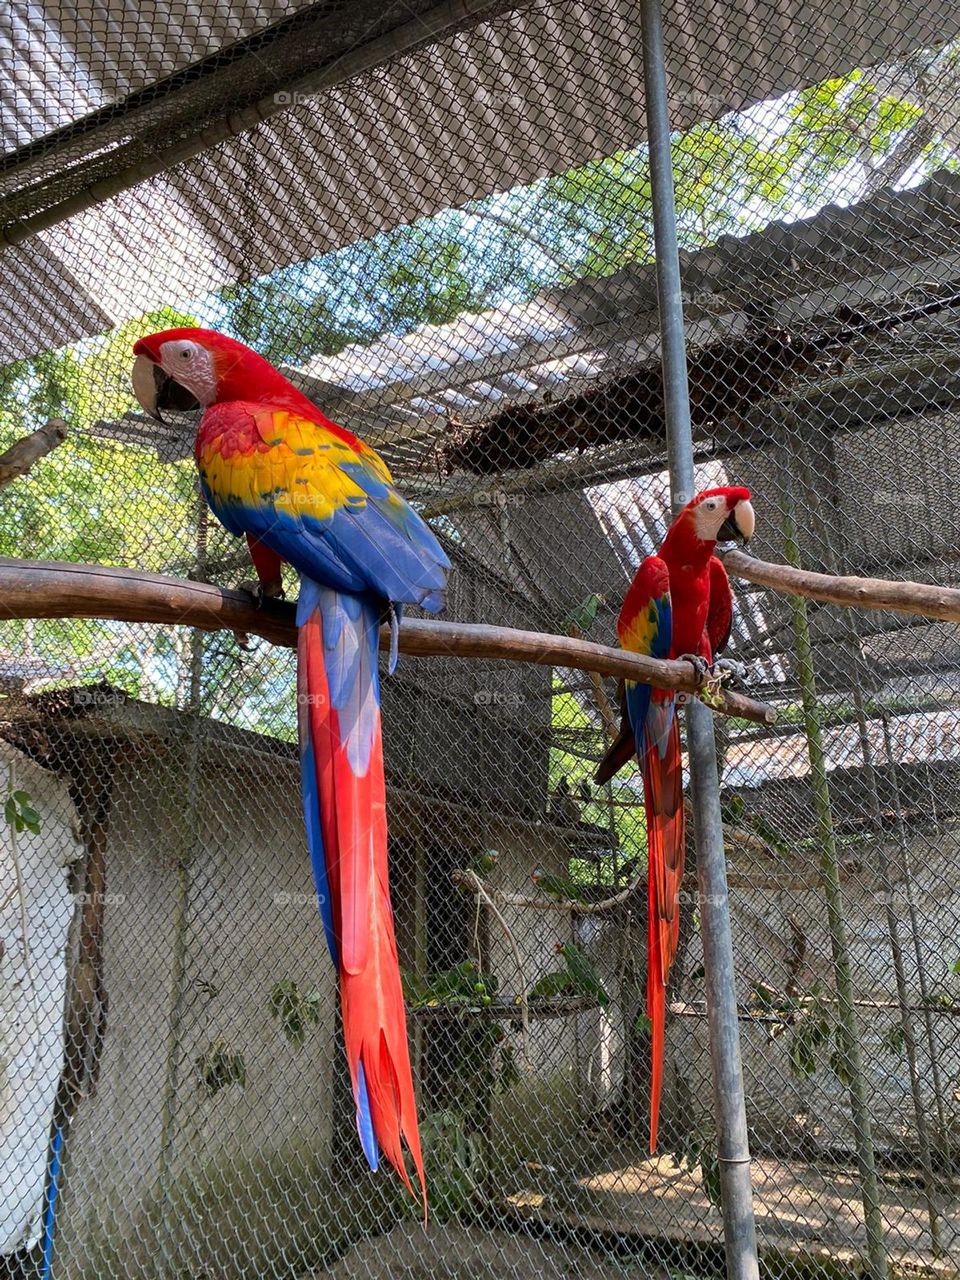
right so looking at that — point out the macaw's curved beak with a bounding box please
[717,497,755,544]
[131,353,200,423]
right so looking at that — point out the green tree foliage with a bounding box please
[222,220,540,366]
[0,308,284,718]
[220,64,952,356]
[0,309,199,568]
[549,675,647,888]
[4,788,41,835]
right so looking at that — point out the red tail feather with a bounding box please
[642,708,685,1152]
[300,603,426,1212]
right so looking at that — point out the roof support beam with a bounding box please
[0,0,516,246]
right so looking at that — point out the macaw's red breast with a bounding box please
[196,403,276,461]
[196,402,372,466]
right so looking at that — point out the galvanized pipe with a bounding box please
[640,2,759,1277]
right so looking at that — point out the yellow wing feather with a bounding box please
[618,598,664,656]
[198,409,395,524]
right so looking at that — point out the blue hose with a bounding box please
[41,1125,64,1280]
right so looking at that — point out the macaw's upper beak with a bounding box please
[717,497,756,544]
[131,353,200,423]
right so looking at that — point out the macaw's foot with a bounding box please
[678,653,711,683]
[233,579,284,649]
[678,652,725,707]
[710,657,749,687]
[238,578,286,607]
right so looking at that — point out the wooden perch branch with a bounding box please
[0,558,777,725]
[0,420,66,490]
[721,547,960,623]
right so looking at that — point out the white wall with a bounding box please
[0,743,83,1255]
[51,755,337,1279]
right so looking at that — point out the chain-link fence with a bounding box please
[2,1,960,1277]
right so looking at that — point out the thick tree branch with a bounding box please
[0,419,66,489]
[0,558,777,725]
[720,547,960,623]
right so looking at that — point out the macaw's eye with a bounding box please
[164,340,197,363]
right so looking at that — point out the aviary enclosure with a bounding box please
[1,1,959,1278]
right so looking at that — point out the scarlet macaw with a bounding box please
[132,329,449,1208]
[595,486,755,1151]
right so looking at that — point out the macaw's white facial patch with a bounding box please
[158,339,218,407]
[691,493,730,541]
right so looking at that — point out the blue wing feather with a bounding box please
[217,497,448,611]
[200,406,449,611]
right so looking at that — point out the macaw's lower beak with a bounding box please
[131,353,200,423]
[717,498,756,544]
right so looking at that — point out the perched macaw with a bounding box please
[131,329,449,1209]
[594,486,755,1152]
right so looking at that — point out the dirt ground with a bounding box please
[507,1152,960,1275]
[309,1220,666,1280]
[306,1154,959,1279]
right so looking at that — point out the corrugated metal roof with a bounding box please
[94,167,960,487]
[2,0,315,150]
[2,0,957,363]
[80,168,960,699]
[726,708,960,787]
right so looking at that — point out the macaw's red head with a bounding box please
[132,328,301,421]
[671,486,755,547]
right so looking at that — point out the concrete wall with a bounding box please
[575,820,960,1159]
[485,816,576,1078]
[0,742,83,1255]
[52,751,338,1279]
[41,730,581,1277]
[724,822,960,1153]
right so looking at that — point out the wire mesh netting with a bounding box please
[2,0,960,1277]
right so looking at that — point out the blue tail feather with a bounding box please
[355,1061,379,1171]
[298,729,338,963]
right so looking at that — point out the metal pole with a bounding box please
[640,4,759,1278]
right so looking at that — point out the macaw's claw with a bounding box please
[710,657,749,687]
[678,653,711,683]
[239,579,286,608]
[233,579,284,649]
